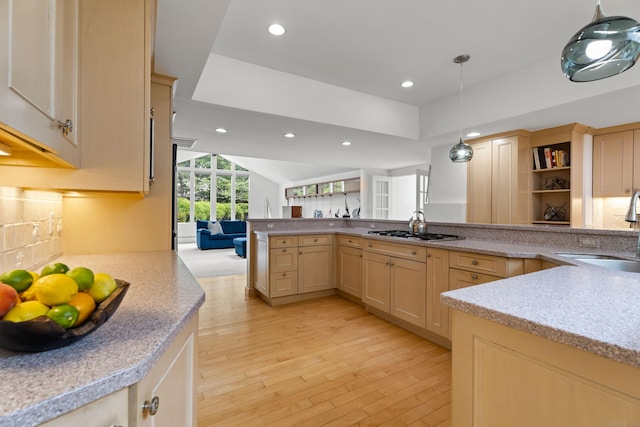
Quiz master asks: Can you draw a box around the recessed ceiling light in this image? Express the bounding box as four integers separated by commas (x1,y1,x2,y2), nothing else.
401,81,414,88
342,141,352,146
284,132,295,138
268,23,285,36
215,128,228,133
466,131,481,138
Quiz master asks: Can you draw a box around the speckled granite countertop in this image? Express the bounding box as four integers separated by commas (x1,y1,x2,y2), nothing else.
0,251,205,427
439,242,640,370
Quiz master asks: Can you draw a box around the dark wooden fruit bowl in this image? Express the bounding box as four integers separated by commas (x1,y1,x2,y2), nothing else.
0,280,129,353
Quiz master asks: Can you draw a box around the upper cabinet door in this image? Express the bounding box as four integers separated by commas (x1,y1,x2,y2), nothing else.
1,0,79,164
593,130,634,197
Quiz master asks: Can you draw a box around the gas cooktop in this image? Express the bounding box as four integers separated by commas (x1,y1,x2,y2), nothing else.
368,230,463,241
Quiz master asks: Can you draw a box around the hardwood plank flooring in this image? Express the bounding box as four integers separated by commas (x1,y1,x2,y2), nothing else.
196,275,451,427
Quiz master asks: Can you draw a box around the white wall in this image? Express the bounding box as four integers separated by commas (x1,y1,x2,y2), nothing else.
249,171,281,219
391,174,416,220
423,144,467,222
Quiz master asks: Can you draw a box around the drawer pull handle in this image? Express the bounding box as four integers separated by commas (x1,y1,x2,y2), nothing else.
348,240,352,243
283,273,287,277
282,249,287,253
142,396,160,416
411,250,417,255
282,240,286,244
471,260,479,266
390,262,394,266
368,244,373,248
314,238,318,242
471,274,478,280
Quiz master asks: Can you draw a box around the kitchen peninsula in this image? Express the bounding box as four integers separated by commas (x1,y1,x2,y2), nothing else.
248,218,640,424
0,251,204,427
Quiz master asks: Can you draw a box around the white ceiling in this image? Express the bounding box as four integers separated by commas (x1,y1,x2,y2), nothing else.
154,0,640,183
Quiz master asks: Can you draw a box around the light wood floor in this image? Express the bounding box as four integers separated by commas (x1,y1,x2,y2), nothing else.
196,275,452,427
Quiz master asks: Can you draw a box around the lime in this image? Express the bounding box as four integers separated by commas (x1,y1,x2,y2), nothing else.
40,263,70,277
46,304,79,329
68,292,96,326
66,267,95,291
87,273,117,303
34,274,78,306
3,300,49,322
0,269,33,292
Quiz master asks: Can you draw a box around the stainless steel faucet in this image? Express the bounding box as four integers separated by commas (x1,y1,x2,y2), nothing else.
625,190,640,257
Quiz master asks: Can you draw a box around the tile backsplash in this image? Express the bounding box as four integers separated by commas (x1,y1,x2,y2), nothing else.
0,187,63,273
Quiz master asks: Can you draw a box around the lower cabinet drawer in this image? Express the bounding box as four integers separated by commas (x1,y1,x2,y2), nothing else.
270,247,298,272
449,251,508,277
270,271,298,297
299,234,333,246
450,268,502,289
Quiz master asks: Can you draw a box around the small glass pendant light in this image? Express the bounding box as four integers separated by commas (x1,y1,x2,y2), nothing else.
561,0,640,82
449,54,474,163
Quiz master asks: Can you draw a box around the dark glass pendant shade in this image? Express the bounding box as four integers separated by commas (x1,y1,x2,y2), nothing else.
449,137,474,163
561,4,640,82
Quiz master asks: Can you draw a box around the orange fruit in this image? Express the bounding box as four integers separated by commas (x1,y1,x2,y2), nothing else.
66,267,95,291
68,292,96,326
87,273,117,303
34,274,78,306
46,304,79,329
3,300,49,322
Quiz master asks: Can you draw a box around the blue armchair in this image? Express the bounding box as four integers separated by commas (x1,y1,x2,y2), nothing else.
196,220,247,250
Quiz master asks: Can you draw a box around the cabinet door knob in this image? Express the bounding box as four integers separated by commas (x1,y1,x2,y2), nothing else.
368,244,372,248
282,249,287,253
314,238,318,242
471,260,479,266
471,274,478,280
142,396,160,416
283,273,287,277
411,250,417,255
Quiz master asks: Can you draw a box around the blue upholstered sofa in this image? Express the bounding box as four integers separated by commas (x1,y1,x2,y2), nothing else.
196,220,247,250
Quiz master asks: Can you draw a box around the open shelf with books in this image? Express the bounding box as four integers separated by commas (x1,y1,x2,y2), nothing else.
530,141,572,225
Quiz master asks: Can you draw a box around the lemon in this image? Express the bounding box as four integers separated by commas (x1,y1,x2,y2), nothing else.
87,273,117,303
68,292,96,326
28,271,40,283
20,279,42,301
34,274,78,306
66,267,95,291
3,300,49,322
0,269,33,292
46,304,80,329
40,263,69,277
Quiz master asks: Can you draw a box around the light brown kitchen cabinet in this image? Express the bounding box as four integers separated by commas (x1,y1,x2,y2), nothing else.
253,233,333,302
335,235,362,299
40,314,197,427
298,244,333,293
429,250,526,340
451,310,640,427
0,0,79,166
467,132,531,225
2,0,153,193
363,239,427,328
426,247,450,338
39,388,128,427
593,127,640,197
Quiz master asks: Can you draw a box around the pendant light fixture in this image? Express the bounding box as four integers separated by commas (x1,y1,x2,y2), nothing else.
449,54,474,163
561,0,640,82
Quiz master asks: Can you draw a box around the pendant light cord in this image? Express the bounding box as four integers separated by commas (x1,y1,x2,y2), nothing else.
459,61,463,140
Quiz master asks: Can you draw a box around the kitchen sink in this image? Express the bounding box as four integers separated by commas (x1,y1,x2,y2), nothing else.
557,253,640,273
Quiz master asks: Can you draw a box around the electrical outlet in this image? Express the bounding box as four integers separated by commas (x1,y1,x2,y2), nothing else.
578,237,600,248
329,222,335,227
32,223,39,242
267,223,274,229
369,223,376,228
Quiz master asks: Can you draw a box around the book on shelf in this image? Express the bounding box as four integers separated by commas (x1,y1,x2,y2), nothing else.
532,146,570,170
